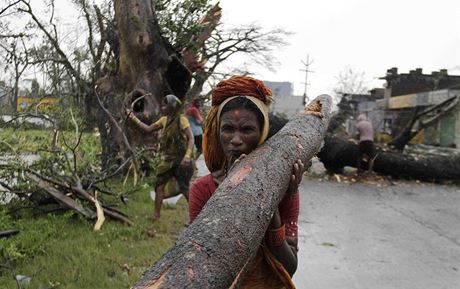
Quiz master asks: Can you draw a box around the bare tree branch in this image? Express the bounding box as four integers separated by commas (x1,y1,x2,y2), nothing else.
94,87,137,165
0,0,20,16
17,0,84,89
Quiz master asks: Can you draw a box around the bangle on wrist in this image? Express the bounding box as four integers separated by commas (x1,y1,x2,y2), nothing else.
185,148,193,158
132,116,141,124
265,224,286,247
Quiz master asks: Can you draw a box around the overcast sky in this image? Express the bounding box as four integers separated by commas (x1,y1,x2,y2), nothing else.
218,0,460,98
47,0,460,98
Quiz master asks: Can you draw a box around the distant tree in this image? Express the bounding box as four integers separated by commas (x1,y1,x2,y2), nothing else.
30,78,40,96
328,66,369,134
0,31,30,109
333,66,369,100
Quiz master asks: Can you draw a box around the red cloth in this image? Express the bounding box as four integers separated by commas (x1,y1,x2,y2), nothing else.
189,174,299,239
185,106,203,122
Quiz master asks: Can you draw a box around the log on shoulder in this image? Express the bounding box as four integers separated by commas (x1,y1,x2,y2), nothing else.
132,95,332,289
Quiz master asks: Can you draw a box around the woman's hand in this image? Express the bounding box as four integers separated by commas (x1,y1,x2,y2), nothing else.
287,159,304,196
180,155,191,166
211,169,226,185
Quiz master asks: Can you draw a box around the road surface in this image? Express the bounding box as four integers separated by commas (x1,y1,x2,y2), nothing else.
293,177,460,289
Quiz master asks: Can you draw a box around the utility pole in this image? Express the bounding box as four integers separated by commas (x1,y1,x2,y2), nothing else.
300,54,314,106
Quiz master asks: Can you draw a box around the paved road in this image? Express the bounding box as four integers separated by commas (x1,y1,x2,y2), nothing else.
293,178,460,289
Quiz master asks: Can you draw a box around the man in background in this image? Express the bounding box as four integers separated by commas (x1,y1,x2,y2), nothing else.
356,114,375,173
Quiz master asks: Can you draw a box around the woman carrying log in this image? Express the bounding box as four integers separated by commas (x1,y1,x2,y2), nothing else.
127,94,194,220
188,76,303,288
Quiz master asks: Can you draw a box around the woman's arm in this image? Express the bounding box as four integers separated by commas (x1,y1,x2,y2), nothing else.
195,112,203,124
266,209,298,276
180,126,195,165
265,159,304,276
189,175,216,223
126,109,162,133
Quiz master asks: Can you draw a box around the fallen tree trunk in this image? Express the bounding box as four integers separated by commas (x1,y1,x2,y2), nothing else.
318,136,460,182
132,95,332,289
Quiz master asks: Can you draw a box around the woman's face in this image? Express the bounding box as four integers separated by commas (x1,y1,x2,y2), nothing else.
219,108,262,164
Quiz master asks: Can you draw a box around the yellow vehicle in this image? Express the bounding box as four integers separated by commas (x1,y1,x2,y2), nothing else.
17,96,59,112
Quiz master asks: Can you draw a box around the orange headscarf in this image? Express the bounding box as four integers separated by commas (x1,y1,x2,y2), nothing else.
203,76,273,172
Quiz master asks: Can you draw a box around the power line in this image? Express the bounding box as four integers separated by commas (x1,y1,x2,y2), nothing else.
300,54,314,105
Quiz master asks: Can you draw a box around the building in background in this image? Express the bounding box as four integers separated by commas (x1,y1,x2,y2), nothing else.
263,80,304,118
377,68,460,148
377,88,460,148
16,96,60,112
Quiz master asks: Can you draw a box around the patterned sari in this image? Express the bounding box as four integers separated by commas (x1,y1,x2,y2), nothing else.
156,114,193,195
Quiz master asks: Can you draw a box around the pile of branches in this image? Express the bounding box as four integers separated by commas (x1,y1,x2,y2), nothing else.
0,114,137,229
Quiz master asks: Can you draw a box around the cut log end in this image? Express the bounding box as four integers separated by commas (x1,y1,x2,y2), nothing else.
303,99,324,118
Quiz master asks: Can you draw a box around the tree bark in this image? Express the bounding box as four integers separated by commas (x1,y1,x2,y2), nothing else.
318,136,460,182
131,95,332,289
114,0,191,117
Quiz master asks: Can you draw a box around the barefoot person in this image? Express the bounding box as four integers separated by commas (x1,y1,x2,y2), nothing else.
127,94,194,219
356,113,375,173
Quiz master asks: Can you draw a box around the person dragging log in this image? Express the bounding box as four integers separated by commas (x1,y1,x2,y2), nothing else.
188,76,303,288
356,113,375,173
126,94,194,220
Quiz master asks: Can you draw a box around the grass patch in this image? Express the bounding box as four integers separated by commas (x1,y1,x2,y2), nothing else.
0,128,54,152
0,128,99,154
0,182,188,289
